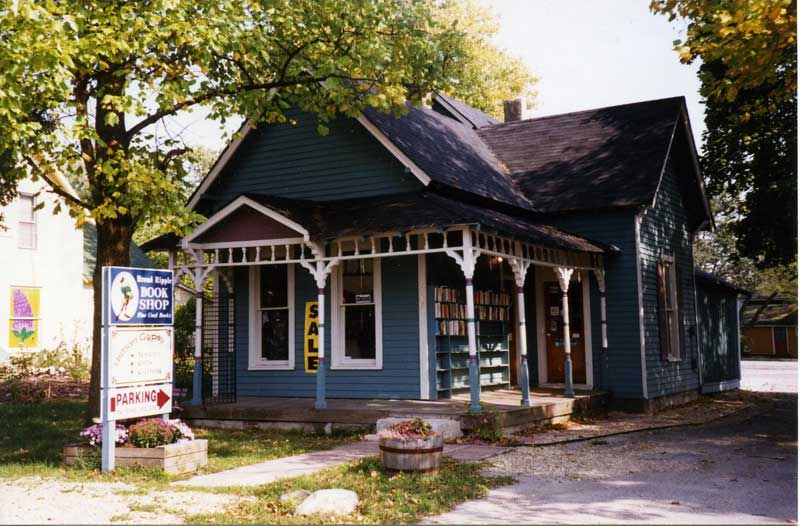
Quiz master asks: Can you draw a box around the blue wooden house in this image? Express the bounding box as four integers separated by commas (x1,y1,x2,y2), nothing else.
147,94,744,417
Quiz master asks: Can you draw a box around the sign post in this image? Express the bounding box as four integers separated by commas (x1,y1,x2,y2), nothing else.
101,267,174,472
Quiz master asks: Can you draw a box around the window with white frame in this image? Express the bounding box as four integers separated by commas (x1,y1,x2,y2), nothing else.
657,255,682,361
17,194,37,249
249,265,295,369
332,258,382,369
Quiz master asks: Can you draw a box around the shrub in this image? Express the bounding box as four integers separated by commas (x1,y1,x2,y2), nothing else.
33,341,91,381
471,404,504,442
128,419,177,448
379,417,437,440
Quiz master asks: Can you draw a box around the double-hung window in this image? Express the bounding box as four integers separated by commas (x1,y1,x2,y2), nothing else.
249,265,295,370
17,194,37,249
657,255,682,361
332,258,382,369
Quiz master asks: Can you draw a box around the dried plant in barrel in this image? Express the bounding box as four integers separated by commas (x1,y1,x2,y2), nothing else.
378,417,443,473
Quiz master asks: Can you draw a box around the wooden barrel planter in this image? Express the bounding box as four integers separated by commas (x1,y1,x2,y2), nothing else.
379,436,443,473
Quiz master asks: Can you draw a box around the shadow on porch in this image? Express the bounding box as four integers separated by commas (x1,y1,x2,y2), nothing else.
179,388,608,433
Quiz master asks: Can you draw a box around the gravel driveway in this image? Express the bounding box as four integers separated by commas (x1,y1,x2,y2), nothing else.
427,394,797,524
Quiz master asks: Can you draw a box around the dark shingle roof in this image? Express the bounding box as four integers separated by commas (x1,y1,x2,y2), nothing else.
742,298,798,327
243,192,610,254
694,268,750,295
477,97,683,213
362,105,534,211
83,224,154,281
432,93,500,129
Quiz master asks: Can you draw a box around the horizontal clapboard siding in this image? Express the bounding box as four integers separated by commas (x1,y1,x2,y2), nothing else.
235,256,421,399
639,155,700,397
545,210,643,399
204,108,422,213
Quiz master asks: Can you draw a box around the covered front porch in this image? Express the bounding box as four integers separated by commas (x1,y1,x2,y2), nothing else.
162,191,616,414
180,388,609,433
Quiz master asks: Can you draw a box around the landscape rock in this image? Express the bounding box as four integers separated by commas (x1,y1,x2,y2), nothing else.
294,489,359,516
280,489,311,503
377,417,463,440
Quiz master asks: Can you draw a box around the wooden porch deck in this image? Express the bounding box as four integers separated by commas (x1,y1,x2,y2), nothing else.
180,388,609,433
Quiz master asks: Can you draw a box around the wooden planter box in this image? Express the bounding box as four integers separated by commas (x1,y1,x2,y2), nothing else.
64,439,208,474
379,436,443,473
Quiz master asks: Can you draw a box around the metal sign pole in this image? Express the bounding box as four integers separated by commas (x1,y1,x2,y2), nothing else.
101,267,116,472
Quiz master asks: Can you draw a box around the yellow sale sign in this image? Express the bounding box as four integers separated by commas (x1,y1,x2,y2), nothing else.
304,301,319,373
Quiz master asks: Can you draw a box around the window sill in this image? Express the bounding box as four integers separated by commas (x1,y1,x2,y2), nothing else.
331,362,382,371
248,362,295,371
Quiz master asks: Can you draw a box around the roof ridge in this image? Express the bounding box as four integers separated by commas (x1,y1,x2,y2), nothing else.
480,96,686,130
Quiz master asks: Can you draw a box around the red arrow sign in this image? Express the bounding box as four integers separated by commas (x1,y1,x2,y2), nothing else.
157,389,170,409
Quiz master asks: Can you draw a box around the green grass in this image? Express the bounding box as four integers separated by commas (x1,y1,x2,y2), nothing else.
187,456,514,524
0,400,356,483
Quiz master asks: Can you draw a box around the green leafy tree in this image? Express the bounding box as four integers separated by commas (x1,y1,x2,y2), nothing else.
434,0,538,118
651,0,797,268
0,0,476,421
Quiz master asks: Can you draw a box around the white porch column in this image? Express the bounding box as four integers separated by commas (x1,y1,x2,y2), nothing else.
462,230,481,414
510,243,532,406
555,267,575,398
190,266,206,406
593,269,608,390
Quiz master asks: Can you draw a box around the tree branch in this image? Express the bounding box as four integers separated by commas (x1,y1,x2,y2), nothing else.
23,156,92,210
125,73,377,139
158,147,188,171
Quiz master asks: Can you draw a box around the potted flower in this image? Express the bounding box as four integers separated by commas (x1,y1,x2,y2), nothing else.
378,417,443,473
64,419,207,474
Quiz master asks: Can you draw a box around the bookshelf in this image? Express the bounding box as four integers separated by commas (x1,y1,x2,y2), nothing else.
433,286,511,397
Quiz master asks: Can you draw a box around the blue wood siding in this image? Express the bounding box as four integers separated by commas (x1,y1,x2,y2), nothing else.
235,256,421,399
545,211,644,399
639,155,701,397
697,283,741,384
204,109,422,213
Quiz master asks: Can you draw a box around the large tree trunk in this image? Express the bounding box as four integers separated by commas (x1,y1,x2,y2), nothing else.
87,216,134,423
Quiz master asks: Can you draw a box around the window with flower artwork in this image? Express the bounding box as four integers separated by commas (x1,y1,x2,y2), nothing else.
9,287,40,348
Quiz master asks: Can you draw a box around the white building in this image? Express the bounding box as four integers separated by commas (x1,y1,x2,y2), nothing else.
0,175,151,360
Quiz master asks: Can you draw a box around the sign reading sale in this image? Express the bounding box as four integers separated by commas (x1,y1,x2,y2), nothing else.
304,301,319,373
107,383,172,420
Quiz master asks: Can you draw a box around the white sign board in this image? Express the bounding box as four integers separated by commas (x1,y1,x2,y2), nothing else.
109,327,173,387
107,383,173,420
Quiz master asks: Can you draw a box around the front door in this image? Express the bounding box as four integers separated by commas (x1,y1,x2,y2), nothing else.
544,281,586,384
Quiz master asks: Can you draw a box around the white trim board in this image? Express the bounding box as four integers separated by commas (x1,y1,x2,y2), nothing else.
534,267,594,390
183,195,310,248
417,254,430,399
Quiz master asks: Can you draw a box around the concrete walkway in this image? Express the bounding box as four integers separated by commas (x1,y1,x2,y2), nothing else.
178,440,508,488
741,359,797,393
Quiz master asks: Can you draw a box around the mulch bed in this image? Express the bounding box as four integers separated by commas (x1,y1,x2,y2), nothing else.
0,377,88,404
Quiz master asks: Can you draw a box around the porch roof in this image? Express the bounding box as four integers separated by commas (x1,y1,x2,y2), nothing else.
199,191,614,255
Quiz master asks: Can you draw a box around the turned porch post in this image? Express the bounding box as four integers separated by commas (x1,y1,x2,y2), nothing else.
510,243,532,406
593,269,608,391
301,242,339,410
555,267,575,398
462,229,481,414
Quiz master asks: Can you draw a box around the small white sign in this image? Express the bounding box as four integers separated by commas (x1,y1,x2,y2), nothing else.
106,383,172,420
109,327,173,387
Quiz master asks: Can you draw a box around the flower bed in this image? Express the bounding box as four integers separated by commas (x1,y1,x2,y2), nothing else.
378,418,443,473
64,418,207,474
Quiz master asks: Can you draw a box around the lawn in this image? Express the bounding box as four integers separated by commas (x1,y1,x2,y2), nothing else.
0,400,357,483
186,456,513,524
0,400,514,523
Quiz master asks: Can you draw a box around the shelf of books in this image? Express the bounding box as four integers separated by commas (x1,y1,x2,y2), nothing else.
433,286,511,398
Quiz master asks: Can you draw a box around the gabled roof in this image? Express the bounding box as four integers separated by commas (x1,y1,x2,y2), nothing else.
187,95,711,228
362,105,533,211
694,268,750,296
742,296,798,327
478,97,692,214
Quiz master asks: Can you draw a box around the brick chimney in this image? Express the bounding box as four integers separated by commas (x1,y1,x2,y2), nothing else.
503,97,525,122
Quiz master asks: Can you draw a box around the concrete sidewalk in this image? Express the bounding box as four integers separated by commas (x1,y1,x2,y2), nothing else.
177,440,508,488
